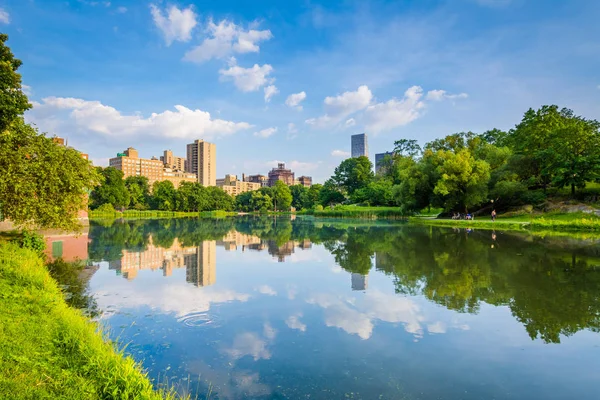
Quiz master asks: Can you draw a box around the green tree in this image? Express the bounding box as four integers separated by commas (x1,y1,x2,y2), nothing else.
90,167,130,210
393,139,421,157
305,184,322,209
272,180,292,211
250,191,272,212
151,180,176,211
205,186,234,211
319,179,345,206
0,34,31,132
0,119,100,230
432,148,491,212
290,184,308,210
124,176,150,210
332,156,374,195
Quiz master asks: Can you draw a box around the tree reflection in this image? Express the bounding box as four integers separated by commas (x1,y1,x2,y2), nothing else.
88,216,600,343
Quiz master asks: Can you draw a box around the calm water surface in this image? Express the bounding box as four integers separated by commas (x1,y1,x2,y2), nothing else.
84,217,600,399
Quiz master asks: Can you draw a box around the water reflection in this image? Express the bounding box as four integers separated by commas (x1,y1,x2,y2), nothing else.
85,217,600,399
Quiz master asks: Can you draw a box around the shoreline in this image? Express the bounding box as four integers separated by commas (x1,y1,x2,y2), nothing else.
0,243,181,400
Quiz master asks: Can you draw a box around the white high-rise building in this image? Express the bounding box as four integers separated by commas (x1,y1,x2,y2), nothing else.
186,139,216,186
351,133,368,158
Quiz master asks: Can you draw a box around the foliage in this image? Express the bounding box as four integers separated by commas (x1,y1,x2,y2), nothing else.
0,119,101,230
331,156,374,195
151,180,176,211
124,176,150,209
90,167,129,210
13,230,46,253
0,34,31,132
319,179,345,206
272,180,293,211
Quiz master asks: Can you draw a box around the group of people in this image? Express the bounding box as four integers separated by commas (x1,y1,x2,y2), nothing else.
452,210,497,222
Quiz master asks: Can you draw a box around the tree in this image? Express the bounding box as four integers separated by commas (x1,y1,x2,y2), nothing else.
124,176,150,209
305,184,322,209
290,184,308,210
0,34,31,132
205,186,234,211
0,119,100,230
250,191,272,212
151,181,176,211
319,179,345,206
90,167,129,210
393,139,421,157
331,156,374,196
272,180,292,211
432,148,491,212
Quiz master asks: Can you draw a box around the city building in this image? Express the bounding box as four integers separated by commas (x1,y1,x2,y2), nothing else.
217,174,261,196
375,151,394,174
243,174,269,187
160,150,186,171
163,168,197,187
268,163,295,186
351,133,369,158
186,139,216,186
296,176,312,187
109,147,165,187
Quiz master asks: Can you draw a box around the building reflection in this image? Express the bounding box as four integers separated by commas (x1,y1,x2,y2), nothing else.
43,228,89,262
185,241,216,287
351,273,368,291
107,232,315,284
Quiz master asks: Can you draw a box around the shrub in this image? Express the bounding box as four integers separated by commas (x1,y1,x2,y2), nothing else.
96,203,116,214
14,230,45,253
315,205,324,212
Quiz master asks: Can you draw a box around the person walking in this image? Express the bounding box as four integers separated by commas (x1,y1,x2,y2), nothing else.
491,209,497,222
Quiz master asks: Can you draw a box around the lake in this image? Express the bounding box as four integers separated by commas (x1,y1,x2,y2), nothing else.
80,216,600,399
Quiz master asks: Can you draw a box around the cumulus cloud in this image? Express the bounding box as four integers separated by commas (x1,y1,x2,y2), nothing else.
345,118,356,127
219,60,274,92
27,96,252,141
0,8,9,24
306,85,372,127
426,89,468,101
264,85,279,102
184,19,272,63
285,91,307,111
331,149,350,157
363,85,426,133
286,314,307,332
253,127,277,138
150,4,197,45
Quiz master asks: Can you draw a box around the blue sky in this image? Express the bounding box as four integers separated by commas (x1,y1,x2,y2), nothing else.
3,0,600,182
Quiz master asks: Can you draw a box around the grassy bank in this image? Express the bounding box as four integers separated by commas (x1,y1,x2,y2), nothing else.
411,211,600,233
0,243,180,400
303,206,407,219
90,209,203,219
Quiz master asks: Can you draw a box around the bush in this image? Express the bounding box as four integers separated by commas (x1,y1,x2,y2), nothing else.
315,205,324,212
14,230,45,253
522,190,547,205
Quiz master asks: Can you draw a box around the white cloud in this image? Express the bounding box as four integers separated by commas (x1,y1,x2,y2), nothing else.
426,89,468,101
286,314,307,332
285,91,307,111
306,85,372,127
150,4,197,46
289,160,321,174
263,322,277,340
219,61,274,92
116,6,127,13
287,123,297,134
253,127,277,138
264,85,279,102
363,85,426,133
427,322,447,334
0,8,9,24
183,19,272,63
345,118,356,127
224,332,271,361
255,285,277,296
27,97,252,140
331,149,350,157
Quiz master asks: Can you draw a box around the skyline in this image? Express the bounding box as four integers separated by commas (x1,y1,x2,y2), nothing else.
2,0,599,183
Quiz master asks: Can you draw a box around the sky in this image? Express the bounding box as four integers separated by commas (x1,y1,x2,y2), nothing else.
3,0,600,183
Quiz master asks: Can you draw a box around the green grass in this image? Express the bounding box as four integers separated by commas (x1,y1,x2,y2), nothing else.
411,211,600,233
89,210,201,219
0,243,183,400
304,205,407,219
198,210,237,218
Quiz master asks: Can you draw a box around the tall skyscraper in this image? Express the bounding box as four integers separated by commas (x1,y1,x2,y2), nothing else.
185,241,216,287
186,139,216,186
375,151,394,174
351,133,368,158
